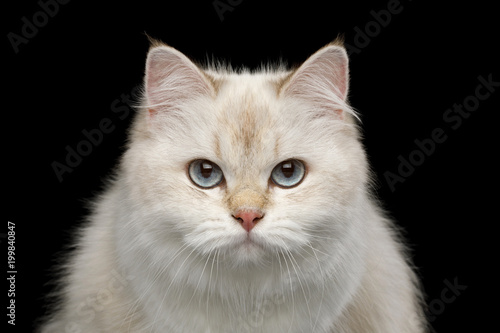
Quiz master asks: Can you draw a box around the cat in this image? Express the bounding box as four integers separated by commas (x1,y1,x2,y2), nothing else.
38,38,428,333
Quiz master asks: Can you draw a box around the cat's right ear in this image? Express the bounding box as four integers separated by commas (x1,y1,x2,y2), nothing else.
144,44,214,117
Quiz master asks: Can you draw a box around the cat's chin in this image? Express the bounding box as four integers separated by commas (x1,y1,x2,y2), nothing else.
229,235,271,267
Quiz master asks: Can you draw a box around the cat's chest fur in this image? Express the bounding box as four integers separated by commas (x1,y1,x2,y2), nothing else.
123,227,365,333
143,283,336,332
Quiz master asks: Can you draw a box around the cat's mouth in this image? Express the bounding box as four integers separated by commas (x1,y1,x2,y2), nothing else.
232,233,267,261
242,234,260,248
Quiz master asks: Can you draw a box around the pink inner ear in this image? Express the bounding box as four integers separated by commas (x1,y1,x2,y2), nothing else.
330,60,348,101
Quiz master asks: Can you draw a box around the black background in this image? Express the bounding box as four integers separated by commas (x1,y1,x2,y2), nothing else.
5,0,498,332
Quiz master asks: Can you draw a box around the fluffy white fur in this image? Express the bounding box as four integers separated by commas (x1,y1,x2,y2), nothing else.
39,41,427,332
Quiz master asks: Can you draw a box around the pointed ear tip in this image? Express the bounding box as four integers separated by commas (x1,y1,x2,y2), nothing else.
322,36,347,52
144,33,168,49
145,38,177,61
146,44,182,66
324,43,348,55
314,44,349,67
147,43,172,54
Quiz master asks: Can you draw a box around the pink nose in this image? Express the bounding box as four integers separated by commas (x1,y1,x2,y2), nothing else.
233,210,264,232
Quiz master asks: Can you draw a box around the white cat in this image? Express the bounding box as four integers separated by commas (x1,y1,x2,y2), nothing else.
39,39,427,332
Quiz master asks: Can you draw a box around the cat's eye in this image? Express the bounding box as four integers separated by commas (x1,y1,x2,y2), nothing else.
188,160,224,189
270,159,306,188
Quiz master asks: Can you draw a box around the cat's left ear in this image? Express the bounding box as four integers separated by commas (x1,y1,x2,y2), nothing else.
280,42,350,118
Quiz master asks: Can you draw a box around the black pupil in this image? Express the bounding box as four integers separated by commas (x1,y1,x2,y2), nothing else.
281,161,294,178
200,162,213,178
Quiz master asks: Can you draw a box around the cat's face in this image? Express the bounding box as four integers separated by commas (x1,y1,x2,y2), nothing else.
123,43,368,270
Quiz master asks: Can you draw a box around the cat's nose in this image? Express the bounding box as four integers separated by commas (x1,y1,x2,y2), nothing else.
232,209,264,232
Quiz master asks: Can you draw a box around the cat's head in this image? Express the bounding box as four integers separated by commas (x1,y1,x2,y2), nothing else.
122,40,369,270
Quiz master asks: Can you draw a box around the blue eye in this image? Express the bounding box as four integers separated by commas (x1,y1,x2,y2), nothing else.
188,160,224,189
270,160,306,188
